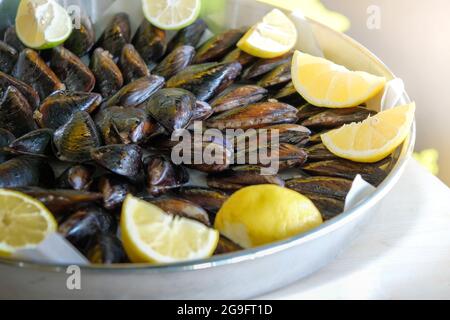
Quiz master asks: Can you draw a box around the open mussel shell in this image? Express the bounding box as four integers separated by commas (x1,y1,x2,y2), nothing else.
53,111,102,162
119,44,150,84
3,26,26,52
97,12,131,60
132,19,166,65
166,62,242,102
257,61,292,89
301,107,377,129
95,106,162,145
0,157,54,188
12,49,65,100
57,164,96,191
145,88,196,133
104,75,165,109
64,13,96,57
274,81,306,106
90,48,124,98
207,165,285,191
206,101,299,130
193,29,244,64
167,19,207,52
14,187,103,215
302,159,389,187
191,100,214,123
97,174,135,211
35,91,102,129
91,144,143,179
176,186,229,215
214,235,243,255
151,198,211,226
145,156,189,196
210,85,268,113
153,45,195,79
6,129,53,157
87,233,128,264
0,71,40,110
0,85,38,137
59,205,117,255
222,48,257,67
286,176,353,201
50,46,96,92
0,40,18,74
242,52,293,80
305,143,338,162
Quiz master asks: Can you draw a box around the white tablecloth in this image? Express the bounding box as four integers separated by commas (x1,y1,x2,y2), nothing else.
259,159,450,300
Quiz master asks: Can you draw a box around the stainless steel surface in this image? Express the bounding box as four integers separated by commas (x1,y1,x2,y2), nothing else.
0,0,415,299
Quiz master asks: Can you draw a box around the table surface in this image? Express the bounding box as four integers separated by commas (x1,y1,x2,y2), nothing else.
259,159,450,300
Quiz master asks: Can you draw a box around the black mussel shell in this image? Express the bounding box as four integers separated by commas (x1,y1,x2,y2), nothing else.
90,48,124,98
59,205,117,255
0,128,15,163
87,233,128,264
6,129,53,157
0,157,54,188
222,48,256,67
193,29,244,64
286,176,353,201
176,186,229,215
0,40,18,74
12,49,65,100
0,71,40,110
53,111,102,163
167,19,207,52
50,46,96,92
257,61,292,89
97,13,131,60
145,156,189,196
91,144,142,179
119,44,150,83
166,62,242,102
274,81,306,105
0,85,37,137
132,19,166,65
151,198,211,226
242,52,293,80
104,75,165,108
35,91,102,129
210,85,268,113
97,174,135,211
145,88,196,133
305,143,338,162
4,26,26,52
301,107,377,129
153,45,195,79
64,14,96,57
57,164,96,191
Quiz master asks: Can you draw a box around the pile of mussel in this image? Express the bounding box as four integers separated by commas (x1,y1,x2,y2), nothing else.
0,13,392,264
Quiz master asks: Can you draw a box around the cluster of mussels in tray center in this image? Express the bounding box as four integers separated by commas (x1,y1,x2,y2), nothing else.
0,13,391,263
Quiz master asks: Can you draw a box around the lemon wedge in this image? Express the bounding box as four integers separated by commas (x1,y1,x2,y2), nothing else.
237,9,297,59
321,103,415,163
121,195,219,264
15,0,73,50
142,0,201,31
291,50,386,108
0,189,57,256
215,185,322,248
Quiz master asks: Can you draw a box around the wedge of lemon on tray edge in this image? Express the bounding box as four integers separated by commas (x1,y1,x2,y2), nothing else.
0,189,57,257
121,195,219,264
15,0,73,50
291,50,386,108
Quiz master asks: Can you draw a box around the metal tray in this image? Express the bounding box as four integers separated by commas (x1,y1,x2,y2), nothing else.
0,0,415,299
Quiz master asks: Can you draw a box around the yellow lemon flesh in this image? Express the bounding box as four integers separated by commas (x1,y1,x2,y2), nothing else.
291,50,386,108
121,195,219,264
16,0,73,50
237,9,297,59
214,185,323,248
321,103,415,163
142,0,201,31
0,189,57,257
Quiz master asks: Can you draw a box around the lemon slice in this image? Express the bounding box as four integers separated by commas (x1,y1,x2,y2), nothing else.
215,185,322,248
0,189,57,256
15,0,73,50
121,195,219,264
321,103,415,163
142,0,201,31
291,50,386,108
237,9,297,59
